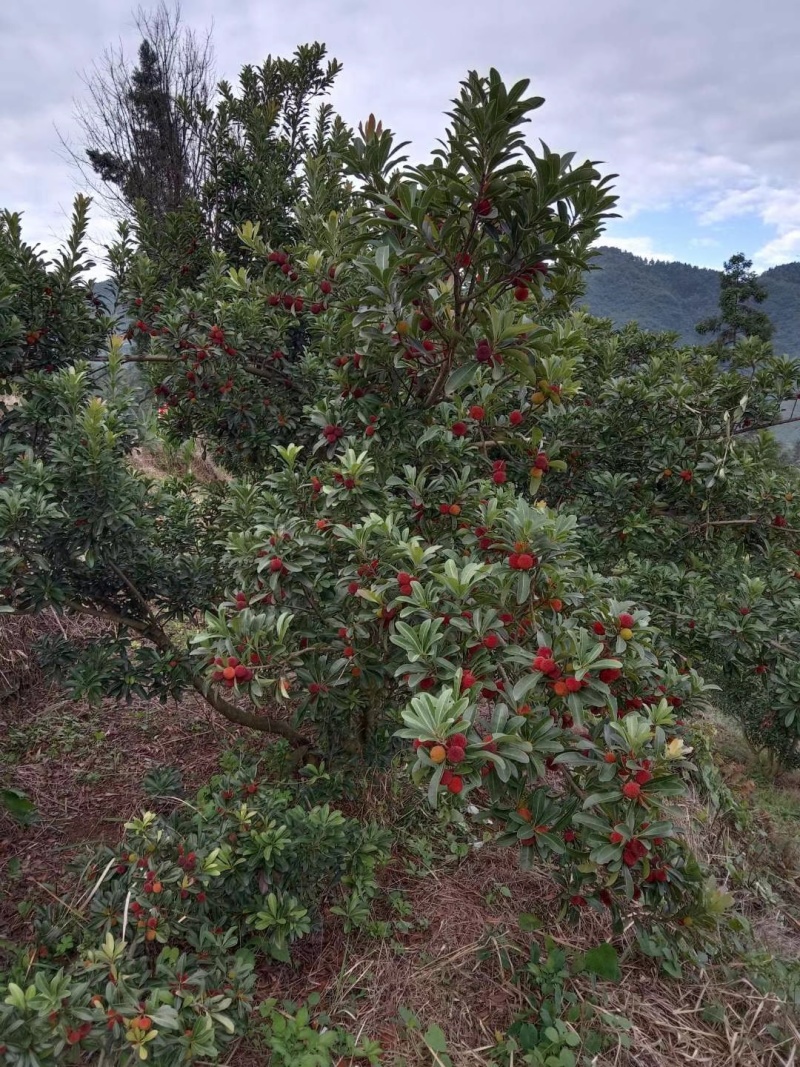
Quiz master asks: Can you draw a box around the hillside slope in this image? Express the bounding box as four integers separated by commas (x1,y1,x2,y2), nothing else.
581,246,800,355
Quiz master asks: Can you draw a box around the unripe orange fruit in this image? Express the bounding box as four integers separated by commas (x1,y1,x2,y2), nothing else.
133,1016,152,1031
429,745,447,764
516,806,532,822
620,627,634,641
530,467,543,479
145,929,157,941
531,391,546,406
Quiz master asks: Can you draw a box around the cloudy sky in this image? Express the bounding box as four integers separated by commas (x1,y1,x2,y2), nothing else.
1,0,799,271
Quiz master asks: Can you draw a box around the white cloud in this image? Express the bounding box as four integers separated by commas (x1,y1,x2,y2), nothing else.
752,228,800,272
600,236,676,262
3,0,800,266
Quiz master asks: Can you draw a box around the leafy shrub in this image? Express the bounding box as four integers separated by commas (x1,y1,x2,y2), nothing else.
0,765,390,1064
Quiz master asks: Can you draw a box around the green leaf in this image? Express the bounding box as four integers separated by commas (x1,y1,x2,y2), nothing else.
518,913,541,931
445,362,479,395
1,789,38,825
581,942,621,981
424,1023,449,1053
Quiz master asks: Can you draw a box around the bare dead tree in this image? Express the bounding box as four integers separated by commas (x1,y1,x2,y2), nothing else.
65,2,214,220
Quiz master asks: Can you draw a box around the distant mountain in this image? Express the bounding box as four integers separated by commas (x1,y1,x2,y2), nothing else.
580,246,800,356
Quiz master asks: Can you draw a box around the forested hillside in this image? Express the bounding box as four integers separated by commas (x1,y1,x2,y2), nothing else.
582,246,800,354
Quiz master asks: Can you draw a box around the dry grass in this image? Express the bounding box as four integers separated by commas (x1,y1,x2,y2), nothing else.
129,442,230,484
247,837,798,1066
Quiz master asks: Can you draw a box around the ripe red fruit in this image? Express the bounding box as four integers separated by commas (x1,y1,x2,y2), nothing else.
446,745,466,764
343,646,355,658
397,571,413,586
618,612,635,628
447,775,464,794
599,668,621,684
483,634,500,650
234,665,250,681
679,469,693,482
609,831,624,844
515,552,535,570
419,316,433,331
603,752,616,764
570,895,587,907
592,621,606,636
461,670,478,689
622,781,642,800
451,421,468,437
634,769,652,785
549,598,563,612
565,677,581,693
469,405,485,420
739,606,751,616
450,733,468,748
320,279,332,294
474,198,492,216
419,677,436,691
514,285,529,301
347,581,360,595
269,557,283,573
509,409,523,426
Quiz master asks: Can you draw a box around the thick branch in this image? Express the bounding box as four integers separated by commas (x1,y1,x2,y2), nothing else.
63,591,310,748
192,677,309,746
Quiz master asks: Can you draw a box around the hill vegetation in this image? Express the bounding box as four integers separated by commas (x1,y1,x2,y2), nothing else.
582,246,800,355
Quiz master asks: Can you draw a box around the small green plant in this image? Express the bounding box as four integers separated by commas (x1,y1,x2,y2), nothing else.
141,764,184,799
258,996,383,1065
485,937,632,1066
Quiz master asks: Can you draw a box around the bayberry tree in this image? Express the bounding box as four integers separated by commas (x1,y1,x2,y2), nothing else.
0,64,745,925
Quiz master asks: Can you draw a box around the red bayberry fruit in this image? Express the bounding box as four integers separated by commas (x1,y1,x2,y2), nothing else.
461,670,477,689
474,198,492,216
622,782,641,800
514,285,529,301
618,612,635,628
269,557,283,573
446,745,466,764
447,775,463,794
469,405,485,420
565,677,581,693
592,621,606,636
451,421,468,437
516,552,535,570
483,634,500,650
509,409,523,425
609,831,624,844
